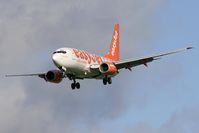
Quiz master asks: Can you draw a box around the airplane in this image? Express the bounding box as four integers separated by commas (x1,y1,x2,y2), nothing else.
6,23,192,90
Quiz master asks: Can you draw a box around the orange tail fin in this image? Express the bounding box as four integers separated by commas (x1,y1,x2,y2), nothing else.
104,23,120,61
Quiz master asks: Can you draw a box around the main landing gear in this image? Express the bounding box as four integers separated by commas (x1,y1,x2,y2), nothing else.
71,79,80,90
103,77,112,85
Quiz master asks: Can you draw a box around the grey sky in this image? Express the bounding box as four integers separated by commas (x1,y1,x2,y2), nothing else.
0,0,198,133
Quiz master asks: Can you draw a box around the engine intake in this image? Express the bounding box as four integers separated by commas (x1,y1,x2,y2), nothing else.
99,63,118,75
45,70,63,83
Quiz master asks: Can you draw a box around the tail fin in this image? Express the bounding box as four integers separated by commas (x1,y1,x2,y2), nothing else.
104,23,120,61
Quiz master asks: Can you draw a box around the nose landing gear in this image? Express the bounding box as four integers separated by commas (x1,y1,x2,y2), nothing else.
71,79,80,90
66,74,81,90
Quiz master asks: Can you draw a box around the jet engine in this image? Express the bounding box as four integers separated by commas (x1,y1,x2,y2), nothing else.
99,63,118,75
45,70,63,83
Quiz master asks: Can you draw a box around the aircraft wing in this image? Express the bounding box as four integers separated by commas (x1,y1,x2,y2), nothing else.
114,47,192,70
5,73,46,78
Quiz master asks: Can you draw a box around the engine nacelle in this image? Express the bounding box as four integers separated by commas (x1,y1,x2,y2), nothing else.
45,70,63,83
99,62,118,75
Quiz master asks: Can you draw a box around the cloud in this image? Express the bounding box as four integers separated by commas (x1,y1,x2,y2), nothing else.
0,0,183,133
126,107,199,133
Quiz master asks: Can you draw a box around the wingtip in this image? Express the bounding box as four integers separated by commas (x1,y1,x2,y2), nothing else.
5,75,12,77
187,46,193,50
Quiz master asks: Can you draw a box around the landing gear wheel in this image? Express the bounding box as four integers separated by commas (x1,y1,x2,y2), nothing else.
76,82,80,89
107,78,112,84
103,79,107,85
71,83,76,90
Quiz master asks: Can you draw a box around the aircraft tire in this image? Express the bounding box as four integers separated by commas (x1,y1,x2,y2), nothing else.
103,79,107,85
108,78,112,84
76,82,80,89
71,83,76,90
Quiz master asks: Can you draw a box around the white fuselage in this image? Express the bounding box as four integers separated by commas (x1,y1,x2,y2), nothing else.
52,47,116,79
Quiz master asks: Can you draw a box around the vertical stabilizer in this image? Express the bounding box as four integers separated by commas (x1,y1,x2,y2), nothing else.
104,23,120,61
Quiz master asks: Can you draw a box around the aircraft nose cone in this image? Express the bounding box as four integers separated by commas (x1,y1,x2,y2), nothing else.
52,54,60,65
52,54,57,62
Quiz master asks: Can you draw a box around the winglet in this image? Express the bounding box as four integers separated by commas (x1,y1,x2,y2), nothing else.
187,47,193,50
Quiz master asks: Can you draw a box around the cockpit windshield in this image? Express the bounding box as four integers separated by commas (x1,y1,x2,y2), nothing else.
53,51,67,54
